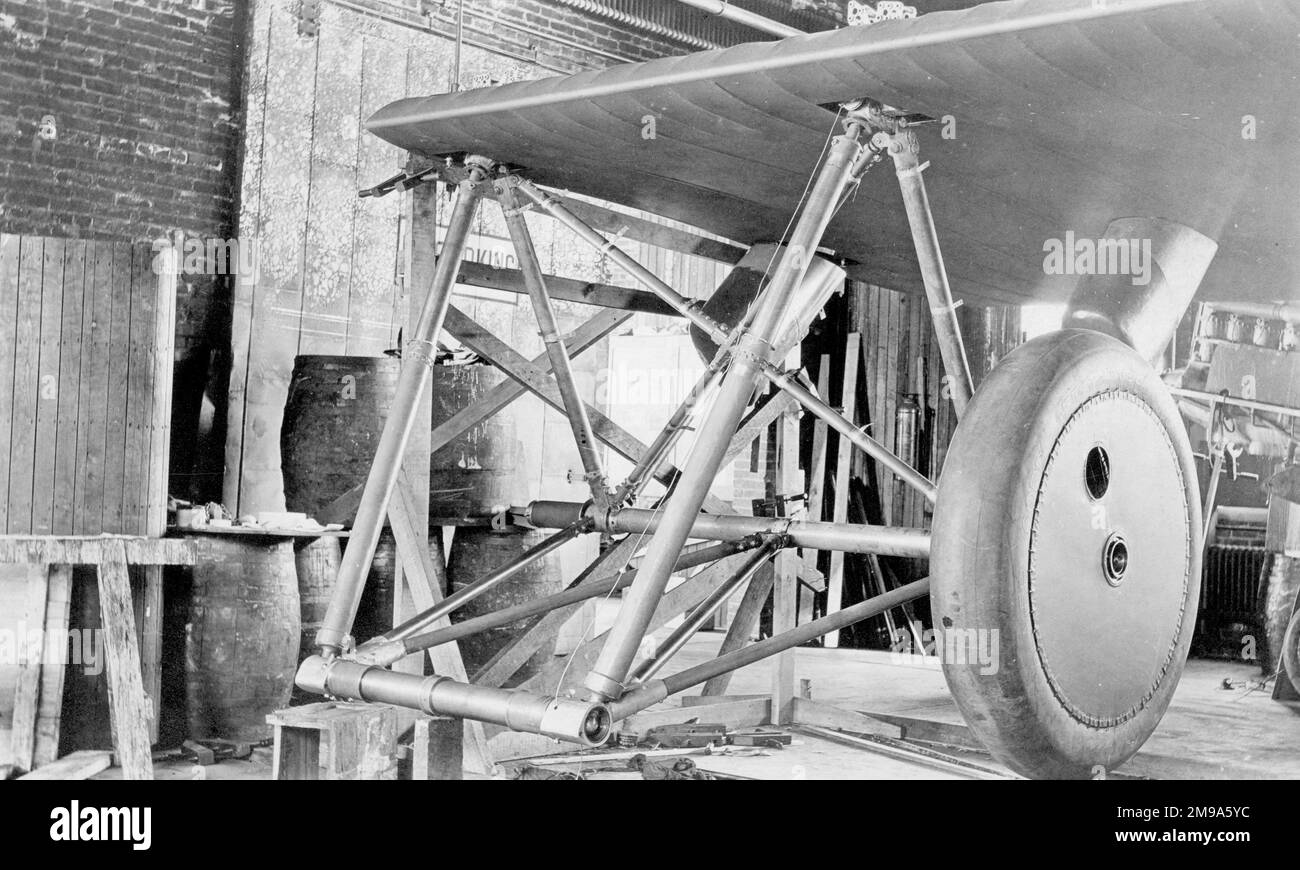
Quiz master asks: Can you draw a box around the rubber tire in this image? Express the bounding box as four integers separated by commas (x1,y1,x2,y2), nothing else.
1283,609,1300,696
931,329,1202,779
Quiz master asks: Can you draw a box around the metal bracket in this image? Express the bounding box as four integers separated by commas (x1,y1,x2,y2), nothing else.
359,166,441,199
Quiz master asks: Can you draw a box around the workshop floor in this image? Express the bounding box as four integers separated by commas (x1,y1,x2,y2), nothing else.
96,635,1299,780
655,635,1300,780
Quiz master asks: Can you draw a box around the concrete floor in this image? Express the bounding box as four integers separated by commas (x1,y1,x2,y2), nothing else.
658,635,1300,780
96,636,1300,780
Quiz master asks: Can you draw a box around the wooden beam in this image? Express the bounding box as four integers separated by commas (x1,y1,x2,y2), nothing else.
722,389,799,468
770,405,801,724
9,563,50,772
455,261,681,316
136,566,163,745
387,476,493,775
96,541,153,780
789,698,899,737
316,306,632,527
0,536,195,565
33,563,72,767
801,356,832,626
825,333,861,648
17,749,113,780
700,563,774,697
433,306,633,455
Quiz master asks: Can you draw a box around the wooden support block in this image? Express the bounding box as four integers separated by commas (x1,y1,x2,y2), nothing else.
409,717,460,780
412,716,464,781
268,702,398,780
16,749,113,781
96,541,153,780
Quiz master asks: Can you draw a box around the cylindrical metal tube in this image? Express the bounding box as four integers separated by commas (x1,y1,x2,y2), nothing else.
316,170,486,653
628,538,779,683
609,577,932,720
1204,300,1300,323
399,538,763,656
296,655,612,746
519,179,729,341
672,0,803,37
498,178,610,509
380,520,588,644
583,123,867,700
525,500,931,558
764,365,937,503
888,132,974,416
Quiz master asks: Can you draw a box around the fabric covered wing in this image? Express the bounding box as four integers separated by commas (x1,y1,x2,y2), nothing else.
368,0,1300,305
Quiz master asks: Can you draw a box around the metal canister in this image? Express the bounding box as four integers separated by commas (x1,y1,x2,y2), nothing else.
895,394,920,469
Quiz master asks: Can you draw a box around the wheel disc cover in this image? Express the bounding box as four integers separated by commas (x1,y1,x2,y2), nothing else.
1028,389,1192,727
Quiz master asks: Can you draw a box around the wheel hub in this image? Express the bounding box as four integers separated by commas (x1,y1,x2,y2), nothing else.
1028,390,1192,728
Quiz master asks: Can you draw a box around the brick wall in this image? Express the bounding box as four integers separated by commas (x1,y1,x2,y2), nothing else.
0,0,245,243
0,0,248,364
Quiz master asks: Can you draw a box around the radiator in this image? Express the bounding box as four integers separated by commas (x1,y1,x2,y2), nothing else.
1192,545,1266,661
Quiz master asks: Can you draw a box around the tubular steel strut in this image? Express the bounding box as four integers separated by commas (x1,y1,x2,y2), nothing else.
315,159,490,655
303,106,963,744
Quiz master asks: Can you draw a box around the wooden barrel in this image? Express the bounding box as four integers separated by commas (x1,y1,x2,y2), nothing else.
447,527,564,686
430,362,528,519
281,356,401,649
294,537,340,666
186,536,300,740
281,355,402,520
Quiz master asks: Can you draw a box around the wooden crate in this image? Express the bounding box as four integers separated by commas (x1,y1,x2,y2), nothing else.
268,702,398,780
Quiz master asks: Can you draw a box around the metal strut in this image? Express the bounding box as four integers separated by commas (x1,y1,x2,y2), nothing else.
496,175,613,513
315,158,491,655
583,114,874,701
515,177,938,506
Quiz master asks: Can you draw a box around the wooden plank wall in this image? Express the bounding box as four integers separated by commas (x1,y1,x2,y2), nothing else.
225,0,728,517
227,1,550,516
847,281,1022,529
0,235,175,537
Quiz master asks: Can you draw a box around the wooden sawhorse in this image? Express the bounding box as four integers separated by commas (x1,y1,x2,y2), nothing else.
1,535,195,780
